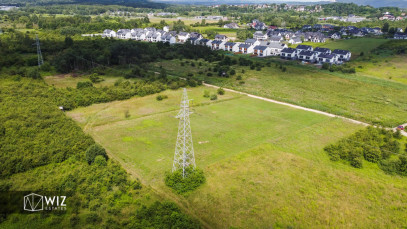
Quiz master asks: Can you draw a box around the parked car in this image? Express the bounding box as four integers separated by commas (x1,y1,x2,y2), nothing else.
397,125,404,130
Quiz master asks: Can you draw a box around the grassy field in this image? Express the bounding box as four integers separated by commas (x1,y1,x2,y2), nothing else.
149,17,218,25
351,55,407,85
193,26,238,39
44,74,129,88
154,59,407,127
68,86,407,228
293,38,388,59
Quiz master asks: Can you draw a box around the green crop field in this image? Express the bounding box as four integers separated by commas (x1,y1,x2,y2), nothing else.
67,86,407,228
154,59,407,127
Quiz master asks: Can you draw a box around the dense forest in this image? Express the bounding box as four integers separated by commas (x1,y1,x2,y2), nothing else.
0,27,225,228
0,77,200,228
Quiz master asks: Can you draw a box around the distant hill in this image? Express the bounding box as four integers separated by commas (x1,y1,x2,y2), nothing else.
1,0,165,9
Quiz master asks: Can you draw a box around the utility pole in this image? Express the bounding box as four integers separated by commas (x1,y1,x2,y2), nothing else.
35,35,44,67
172,88,196,178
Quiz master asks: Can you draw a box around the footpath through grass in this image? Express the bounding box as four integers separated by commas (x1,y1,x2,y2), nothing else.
68,86,407,228
155,59,407,127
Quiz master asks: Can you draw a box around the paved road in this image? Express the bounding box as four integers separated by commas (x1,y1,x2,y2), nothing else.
203,82,407,137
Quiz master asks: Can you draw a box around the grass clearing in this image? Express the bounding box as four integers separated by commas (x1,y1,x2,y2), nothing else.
68,86,407,228
155,59,407,127
44,74,127,88
351,55,407,84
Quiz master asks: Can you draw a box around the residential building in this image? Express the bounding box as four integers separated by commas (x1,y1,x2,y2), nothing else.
332,49,351,61
280,48,297,60
298,50,317,63
253,45,272,57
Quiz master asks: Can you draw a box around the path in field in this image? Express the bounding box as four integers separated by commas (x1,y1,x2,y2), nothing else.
203,82,407,137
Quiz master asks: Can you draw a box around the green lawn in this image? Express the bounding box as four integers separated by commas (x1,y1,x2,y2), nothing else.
67,86,407,228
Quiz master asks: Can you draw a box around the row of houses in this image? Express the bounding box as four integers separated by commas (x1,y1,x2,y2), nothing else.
280,45,351,65
190,37,289,57
103,27,204,44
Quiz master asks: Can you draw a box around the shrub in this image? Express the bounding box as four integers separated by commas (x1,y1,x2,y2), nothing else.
156,95,168,101
26,68,41,79
210,94,217,100
89,74,105,83
85,144,108,165
76,81,93,89
94,155,107,166
230,69,236,75
256,66,261,71
165,167,206,194
322,63,330,70
124,110,130,118
203,90,210,98
206,72,213,77
236,75,242,80
324,127,404,174
40,62,52,72
239,81,245,85
217,88,225,95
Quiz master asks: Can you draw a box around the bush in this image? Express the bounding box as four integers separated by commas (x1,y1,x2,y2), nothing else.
322,63,330,70
89,74,105,83
165,167,205,194
210,94,217,100
203,90,210,98
324,127,404,174
217,88,225,95
156,95,168,101
94,155,107,166
230,69,236,75
124,110,130,118
76,81,93,89
236,75,242,80
206,72,213,77
85,144,108,165
40,62,52,72
26,68,41,79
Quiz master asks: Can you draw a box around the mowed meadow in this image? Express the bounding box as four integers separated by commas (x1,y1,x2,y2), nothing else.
68,87,407,228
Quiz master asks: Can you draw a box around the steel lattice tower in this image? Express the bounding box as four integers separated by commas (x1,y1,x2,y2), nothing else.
35,35,44,67
172,88,196,178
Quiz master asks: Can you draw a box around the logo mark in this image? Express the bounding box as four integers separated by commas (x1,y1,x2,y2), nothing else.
24,193,43,212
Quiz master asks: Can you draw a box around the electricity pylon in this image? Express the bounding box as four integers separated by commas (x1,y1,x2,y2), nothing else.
172,88,196,178
35,35,44,67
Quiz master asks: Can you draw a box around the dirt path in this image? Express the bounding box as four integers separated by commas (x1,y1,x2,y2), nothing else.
203,83,407,137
